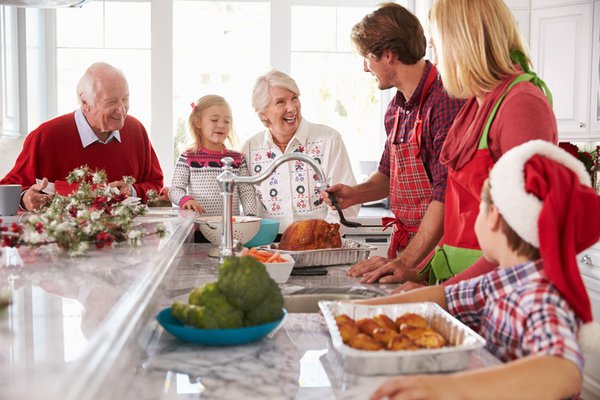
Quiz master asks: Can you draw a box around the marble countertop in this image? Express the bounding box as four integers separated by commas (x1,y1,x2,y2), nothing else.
93,244,499,400
0,213,500,400
0,209,196,400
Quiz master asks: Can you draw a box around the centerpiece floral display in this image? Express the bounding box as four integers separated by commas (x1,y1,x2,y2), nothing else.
0,166,167,256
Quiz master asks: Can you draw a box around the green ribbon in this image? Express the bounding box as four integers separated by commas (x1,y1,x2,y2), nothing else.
510,49,553,106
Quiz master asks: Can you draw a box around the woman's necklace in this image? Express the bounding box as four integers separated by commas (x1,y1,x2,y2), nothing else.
272,135,291,152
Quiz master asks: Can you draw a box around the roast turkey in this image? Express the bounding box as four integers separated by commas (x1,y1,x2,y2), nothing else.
278,219,342,251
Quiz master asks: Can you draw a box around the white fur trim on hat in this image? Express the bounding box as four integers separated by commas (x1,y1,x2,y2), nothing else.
489,140,591,248
579,322,600,353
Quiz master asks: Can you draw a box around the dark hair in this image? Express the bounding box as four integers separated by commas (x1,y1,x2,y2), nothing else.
350,2,426,64
481,179,540,260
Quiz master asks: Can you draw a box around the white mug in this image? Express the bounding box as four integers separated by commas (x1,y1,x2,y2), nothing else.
0,184,22,216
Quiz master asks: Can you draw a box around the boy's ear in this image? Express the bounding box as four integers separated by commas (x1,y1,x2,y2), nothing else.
487,204,502,232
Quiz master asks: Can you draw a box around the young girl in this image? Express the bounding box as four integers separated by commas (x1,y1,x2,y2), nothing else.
357,141,600,400
169,95,257,216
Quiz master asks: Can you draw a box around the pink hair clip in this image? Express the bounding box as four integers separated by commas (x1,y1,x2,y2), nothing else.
190,102,196,110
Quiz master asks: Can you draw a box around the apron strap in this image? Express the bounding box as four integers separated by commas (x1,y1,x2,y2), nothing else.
390,64,439,157
383,217,419,259
413,65,439,158
478,73,535,150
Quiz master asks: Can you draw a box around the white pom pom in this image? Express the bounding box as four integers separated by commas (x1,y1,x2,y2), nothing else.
579,322,600,353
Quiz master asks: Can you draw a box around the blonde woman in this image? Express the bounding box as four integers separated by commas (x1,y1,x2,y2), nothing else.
417,0,558,285
169,94,257,216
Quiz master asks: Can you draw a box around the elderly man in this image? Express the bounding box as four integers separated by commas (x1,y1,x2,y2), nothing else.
1,62,163,211
325,3,464,284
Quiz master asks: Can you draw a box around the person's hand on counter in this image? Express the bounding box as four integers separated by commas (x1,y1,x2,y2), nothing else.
370,374,463,400
347,256,421,284
392,281,424,294
22,178,53,211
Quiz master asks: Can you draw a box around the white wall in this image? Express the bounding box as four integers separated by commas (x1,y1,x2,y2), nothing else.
0,138,24,178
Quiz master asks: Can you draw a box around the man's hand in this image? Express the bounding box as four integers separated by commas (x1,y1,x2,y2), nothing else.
22,178,53,211
348,256,421,284
322,183,357,209
108,180,133,196
181,198,205,213
347,256,391,277
158,187,170,201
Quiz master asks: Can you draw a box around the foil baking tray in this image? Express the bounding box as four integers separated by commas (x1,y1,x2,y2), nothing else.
272,239,375,268
319,301,486,375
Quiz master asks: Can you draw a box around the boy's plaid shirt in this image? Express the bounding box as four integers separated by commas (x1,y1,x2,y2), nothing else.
445,259,584,372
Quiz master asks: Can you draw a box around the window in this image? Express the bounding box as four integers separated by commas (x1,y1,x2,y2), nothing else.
55,1,151,129
0,6,21,137
172,1,269,159
4,0,422,184
291,5,386,180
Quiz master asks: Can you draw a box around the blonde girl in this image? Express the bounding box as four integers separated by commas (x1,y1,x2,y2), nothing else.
169,95,257,216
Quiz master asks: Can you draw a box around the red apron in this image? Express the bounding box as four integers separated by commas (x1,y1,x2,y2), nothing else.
423,73,539,283
386,66,438,258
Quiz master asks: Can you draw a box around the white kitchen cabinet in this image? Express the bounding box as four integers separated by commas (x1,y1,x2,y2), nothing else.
590,0,600,135
579,241,600,399
505,0,531,43
530,2,595,140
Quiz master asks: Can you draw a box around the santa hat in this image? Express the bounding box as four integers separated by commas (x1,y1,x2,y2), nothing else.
489,140,600,352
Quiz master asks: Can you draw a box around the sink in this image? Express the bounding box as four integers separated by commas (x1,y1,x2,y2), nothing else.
282,287,385,313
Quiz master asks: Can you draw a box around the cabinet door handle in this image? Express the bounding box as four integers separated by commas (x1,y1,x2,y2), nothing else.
579,122,584,128
581,254,592,265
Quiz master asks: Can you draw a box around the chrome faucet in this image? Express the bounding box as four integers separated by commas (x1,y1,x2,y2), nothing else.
217,153,329,260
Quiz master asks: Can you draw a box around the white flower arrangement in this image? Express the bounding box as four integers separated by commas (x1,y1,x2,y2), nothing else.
0,165,167,256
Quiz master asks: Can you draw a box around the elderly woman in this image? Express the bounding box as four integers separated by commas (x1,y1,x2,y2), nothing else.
241,69,359,232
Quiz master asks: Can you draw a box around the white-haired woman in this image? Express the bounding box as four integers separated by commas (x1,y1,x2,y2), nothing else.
241,69,359,233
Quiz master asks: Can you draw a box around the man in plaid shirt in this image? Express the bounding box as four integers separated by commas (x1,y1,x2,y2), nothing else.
357,141,600,399
325,3,464,284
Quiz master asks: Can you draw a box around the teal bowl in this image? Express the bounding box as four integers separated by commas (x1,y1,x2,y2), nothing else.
245,218,280,247
157,307,287,346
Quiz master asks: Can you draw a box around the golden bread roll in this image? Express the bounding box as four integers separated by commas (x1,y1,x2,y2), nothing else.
356,318,381,336
348,333,385,351
395,313,428,330
373,314,398,332
372,327,399,345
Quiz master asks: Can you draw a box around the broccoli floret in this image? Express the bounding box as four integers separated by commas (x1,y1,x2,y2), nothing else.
217,256,274,311
172,282,244,329
186,282,244,328
186,304,221,329
171,301,190,324
244,280,284,326
188,282,223,307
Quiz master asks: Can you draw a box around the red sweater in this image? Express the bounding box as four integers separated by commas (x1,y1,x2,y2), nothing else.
1,112,164,200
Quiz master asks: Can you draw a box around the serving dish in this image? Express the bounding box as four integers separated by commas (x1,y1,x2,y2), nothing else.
244,218,280,247
271,239,375,267
263,253,295,283
195,215,261,246
157,307,286,346
318,301,486,375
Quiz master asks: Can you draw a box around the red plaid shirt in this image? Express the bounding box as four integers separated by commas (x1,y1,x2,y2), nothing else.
445,259,584,372
378,61,465,203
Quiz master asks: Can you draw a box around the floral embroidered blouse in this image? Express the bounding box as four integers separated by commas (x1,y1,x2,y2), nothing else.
241,118,358,232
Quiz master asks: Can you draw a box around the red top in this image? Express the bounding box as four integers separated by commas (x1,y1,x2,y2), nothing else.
441,78,558,170
1,112,164,200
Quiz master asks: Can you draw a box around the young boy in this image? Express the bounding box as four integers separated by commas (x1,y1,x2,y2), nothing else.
356,140,600,400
